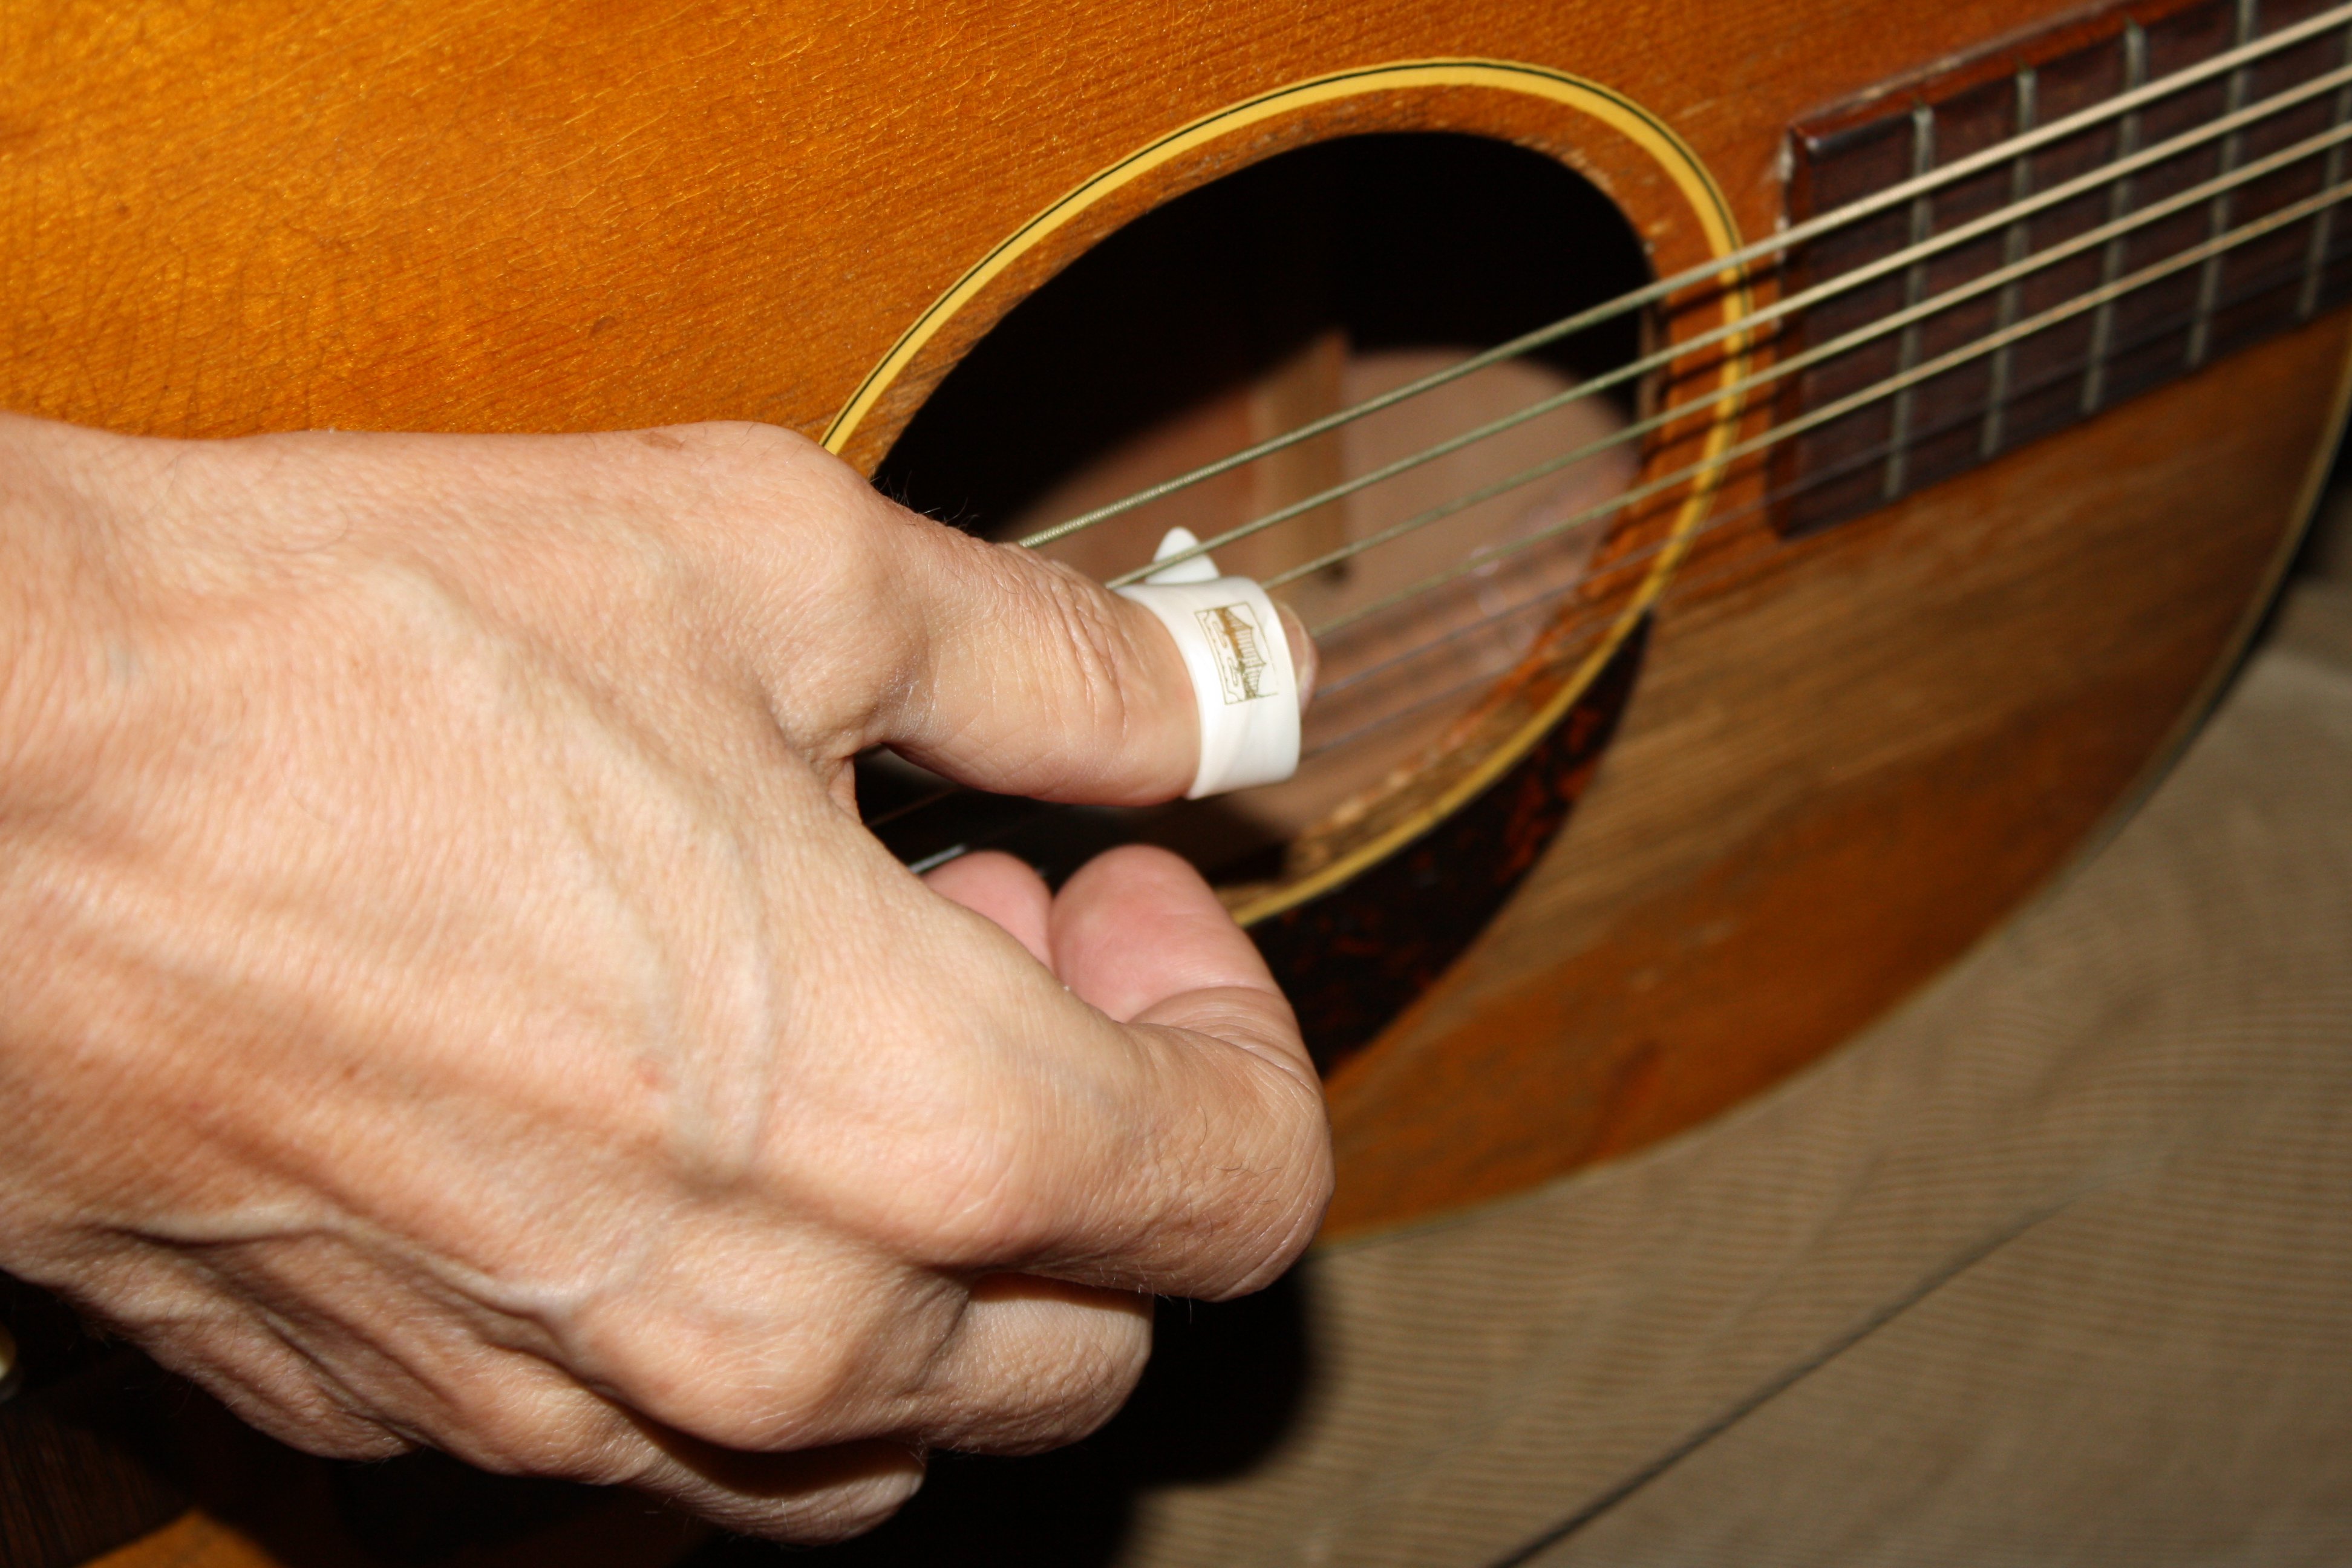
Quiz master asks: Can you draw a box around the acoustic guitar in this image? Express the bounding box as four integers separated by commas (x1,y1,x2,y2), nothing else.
5,0,2349,1560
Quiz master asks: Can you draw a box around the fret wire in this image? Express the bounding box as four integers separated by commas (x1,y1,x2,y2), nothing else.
1106,55,2352,586
2085,19,2152,412
1310,176,2352,639
1014,0,2352,555
895,254,2249,863
1884,105,1941,501
2190,0,2264,368
1982,67,2040,459
1124,101,2352,591
2298,19,2352,316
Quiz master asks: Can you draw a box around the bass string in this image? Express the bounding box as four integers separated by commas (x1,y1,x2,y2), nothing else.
1109,58,2352,590
1013,0,2352,558
870,137,2352,849
1313,191,2352,739
1307,174,2352,640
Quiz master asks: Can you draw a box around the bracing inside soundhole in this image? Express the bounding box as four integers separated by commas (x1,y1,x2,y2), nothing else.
865,134,1653,910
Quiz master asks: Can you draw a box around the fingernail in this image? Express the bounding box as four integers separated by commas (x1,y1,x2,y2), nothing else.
1277,603,1319,716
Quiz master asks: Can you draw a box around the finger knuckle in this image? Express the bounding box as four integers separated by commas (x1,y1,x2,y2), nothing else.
1169,1054,1333,1300
956,1316,1151,1457
656,419,823,473
441,1386,637,1483
132,1310,417,1462
1022,560,1139,724
290,1408,415,1462
599,1307,892,1453
654,421,889,609
223,1374,413,1462
1215,1138,1333,1299
901,1131,1056,1265
792,1469,929,1544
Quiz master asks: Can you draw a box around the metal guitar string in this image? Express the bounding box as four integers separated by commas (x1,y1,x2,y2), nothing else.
1300,293,2273,760
1110,60,2352,590
877,181,2350,857
1020,0,2352,555
1306,398,2099,726
1311,175,2352,639
874,19,2352,854
906,249,2314,867
1256,116,2352,598
1011,0,2352,563
1150,235,2350,773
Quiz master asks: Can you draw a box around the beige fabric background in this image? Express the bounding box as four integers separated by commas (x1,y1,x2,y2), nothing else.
796,523,2352,1567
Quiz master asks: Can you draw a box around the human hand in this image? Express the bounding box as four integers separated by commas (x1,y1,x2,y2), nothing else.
0,414,1330,1540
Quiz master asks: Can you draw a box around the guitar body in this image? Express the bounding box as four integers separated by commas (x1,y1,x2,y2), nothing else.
3,0,2344,1561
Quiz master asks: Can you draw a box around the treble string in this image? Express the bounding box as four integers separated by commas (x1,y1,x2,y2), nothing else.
1109,57,2352,589
872,11,2352,862
1014,0,2352,560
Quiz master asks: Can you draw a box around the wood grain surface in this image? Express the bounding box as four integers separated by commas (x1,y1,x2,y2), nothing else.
0,0,2167,444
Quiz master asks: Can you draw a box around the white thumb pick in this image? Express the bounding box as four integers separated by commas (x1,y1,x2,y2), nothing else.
1116,528,1301,798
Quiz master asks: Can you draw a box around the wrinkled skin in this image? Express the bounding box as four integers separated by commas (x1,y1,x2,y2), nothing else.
0,414,1331,1541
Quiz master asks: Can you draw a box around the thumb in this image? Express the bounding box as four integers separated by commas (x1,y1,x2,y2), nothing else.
854,498,1314,806
693,427,1310,805
874,517,1201,802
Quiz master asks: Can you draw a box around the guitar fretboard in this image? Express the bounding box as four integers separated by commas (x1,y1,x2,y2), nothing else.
1779,0,2352,535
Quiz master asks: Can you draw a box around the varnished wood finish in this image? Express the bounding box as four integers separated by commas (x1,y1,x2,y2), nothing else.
1255,621,1651,1071
90,1514,278,1568
1773,0,2348,538
0,0,2215,446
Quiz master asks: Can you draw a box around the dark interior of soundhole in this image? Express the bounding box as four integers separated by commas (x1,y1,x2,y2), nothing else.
864,132,1650,888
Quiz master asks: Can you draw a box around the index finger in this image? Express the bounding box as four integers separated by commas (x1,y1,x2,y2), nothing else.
1034,846,1329,1299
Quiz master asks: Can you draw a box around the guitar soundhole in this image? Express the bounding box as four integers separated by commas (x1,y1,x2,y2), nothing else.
867,132,1654,1067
